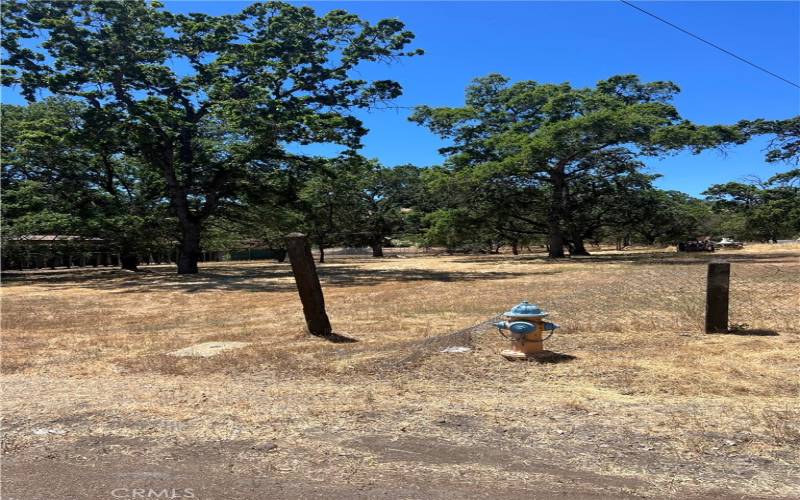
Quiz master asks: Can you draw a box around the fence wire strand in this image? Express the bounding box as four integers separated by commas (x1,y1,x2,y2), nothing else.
370,256,799,371
541,261,798,335
730,263,800,333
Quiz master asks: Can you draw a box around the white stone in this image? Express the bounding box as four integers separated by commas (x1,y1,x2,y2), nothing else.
32,428,66,436
440,346,472,354
168,341,251,358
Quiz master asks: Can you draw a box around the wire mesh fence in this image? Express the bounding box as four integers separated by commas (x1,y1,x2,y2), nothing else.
402,257,800,350
318,246,437,257
542,263,708,334
382,256,798,371
730,262,800,334
542,259,799,335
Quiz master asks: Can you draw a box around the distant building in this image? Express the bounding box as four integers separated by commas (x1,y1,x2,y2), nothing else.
2,234,111,270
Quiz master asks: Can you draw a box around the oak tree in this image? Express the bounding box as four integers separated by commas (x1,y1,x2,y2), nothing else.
3,1,421,273
411,74,743,257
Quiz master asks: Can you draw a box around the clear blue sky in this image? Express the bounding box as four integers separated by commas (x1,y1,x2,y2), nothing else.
3,1,798,196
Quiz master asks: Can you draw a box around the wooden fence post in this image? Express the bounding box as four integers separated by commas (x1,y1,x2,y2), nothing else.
705,261,730,333
286,232,332,337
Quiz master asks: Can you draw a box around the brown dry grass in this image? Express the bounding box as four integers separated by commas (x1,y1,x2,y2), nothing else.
2,245,799,498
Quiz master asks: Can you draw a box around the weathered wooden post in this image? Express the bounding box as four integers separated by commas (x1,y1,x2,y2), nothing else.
705,261,730,333
286,232,332,337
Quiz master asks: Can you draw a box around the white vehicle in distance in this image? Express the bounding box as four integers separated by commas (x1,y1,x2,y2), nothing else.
714,237,744,249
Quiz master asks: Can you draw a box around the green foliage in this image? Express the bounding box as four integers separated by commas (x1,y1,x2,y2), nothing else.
703,180,800,241
420,209,485,252
297,156,366,254
620,189,714,244
417,165,543,253
292,157,424,257
411,74,741,255
2,1,421,272
4,5,788,262
1,98,174,268
345,162,425,253
739,117,800,165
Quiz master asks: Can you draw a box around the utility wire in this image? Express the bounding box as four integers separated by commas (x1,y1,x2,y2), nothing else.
620,0,800,89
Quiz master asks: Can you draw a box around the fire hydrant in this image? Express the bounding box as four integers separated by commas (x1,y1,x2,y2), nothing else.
495,300,559,360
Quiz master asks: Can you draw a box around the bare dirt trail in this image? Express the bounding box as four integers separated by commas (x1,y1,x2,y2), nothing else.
3,439,643,500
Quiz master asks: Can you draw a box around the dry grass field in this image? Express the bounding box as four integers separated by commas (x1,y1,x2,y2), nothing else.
2,244,799,499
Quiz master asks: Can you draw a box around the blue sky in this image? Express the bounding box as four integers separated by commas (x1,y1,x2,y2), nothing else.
3,1,798,196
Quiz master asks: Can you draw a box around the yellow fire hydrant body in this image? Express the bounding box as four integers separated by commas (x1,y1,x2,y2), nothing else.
495,301,559,360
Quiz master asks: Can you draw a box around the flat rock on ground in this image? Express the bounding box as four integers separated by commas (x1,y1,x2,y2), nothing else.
168,341,251,358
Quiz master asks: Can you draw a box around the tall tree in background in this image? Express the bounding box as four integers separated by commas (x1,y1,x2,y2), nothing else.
411,74,744,257
3,1,421,273
2,98,171,271
297,157,363,263
559,164,655,255
702,117,800,242
347,162,424,257
297,158,424,260
619,188,714,246
2,99,93,250
704,180,800,242
419,165,544,254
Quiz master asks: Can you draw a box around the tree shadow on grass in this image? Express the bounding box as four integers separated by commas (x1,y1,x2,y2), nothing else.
451,251,800,267
1,262,528,294
529,351,577,364
716,328,780,337
502,350,577,364
317,332,359,343
626,252,800,267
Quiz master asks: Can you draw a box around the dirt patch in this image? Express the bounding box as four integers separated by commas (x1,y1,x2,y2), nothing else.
346,434,647,491
3,436,634,500
4,435,789,500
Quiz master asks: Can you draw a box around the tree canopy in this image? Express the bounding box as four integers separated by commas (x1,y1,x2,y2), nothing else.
411,74,746,256
1,97,172,270
2,0,422,273
2,2,796,272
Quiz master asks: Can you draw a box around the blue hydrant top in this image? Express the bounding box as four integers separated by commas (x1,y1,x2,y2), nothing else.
504,300,549,318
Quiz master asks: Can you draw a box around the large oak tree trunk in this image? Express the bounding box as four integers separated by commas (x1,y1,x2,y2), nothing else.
547,166,567,258
159,149,206,275
548,223,565,258
569,238,590,256
119,240,140,271
177,221,201,274
371,240,384,257
120,253,139,271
